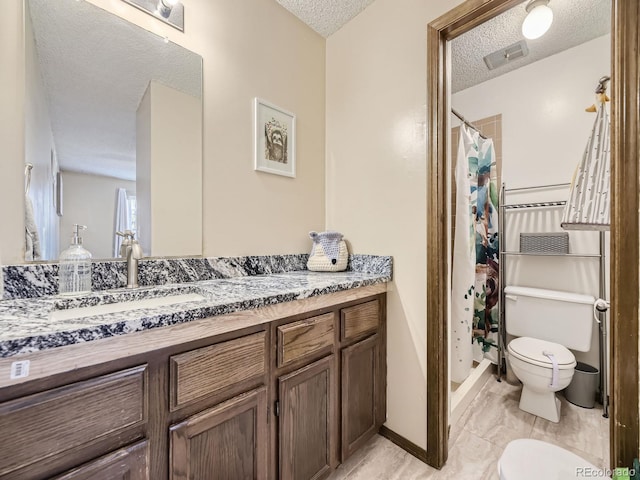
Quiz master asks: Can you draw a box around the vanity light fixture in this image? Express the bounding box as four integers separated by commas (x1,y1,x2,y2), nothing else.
157,0,178,19
522,0,553,40
121,0,184,32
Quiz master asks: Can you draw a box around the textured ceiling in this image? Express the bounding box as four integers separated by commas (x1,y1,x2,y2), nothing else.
276,0,376,37
27,0,202,181
28,0,611,180
451,0,611,92
276,0,610,91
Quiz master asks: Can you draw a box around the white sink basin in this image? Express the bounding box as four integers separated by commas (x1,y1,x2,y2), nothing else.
49,293,206,322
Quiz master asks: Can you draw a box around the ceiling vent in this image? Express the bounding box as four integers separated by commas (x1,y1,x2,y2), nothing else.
483,40,529,71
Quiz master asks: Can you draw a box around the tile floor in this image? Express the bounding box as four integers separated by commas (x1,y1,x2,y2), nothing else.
329,376,610,479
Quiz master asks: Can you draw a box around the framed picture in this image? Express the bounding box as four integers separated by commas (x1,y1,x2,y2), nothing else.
254,98,296,177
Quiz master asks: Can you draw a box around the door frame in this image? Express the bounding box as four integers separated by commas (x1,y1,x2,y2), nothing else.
426,0,640,469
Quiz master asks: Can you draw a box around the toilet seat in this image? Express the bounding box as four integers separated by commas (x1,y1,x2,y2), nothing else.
498,439,608,479
508,337,575,369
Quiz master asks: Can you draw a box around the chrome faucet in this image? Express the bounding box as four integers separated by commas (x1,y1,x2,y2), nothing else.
116,230,144,289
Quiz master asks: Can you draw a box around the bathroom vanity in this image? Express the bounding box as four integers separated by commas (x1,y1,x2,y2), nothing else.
0,255,391,480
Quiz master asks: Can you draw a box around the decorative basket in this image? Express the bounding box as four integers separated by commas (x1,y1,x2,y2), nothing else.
519,232,569,255
307,231,348,272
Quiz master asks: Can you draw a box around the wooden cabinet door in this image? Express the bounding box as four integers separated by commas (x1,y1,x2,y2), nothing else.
341,334,381,460
279,355,337,480
52,441,149,480
170,387,268,480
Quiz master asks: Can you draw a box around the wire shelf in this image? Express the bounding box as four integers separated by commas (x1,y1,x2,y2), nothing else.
500,251,601,258
502,200,567,210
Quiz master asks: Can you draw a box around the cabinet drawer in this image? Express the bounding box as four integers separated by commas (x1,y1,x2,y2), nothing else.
170,332,266,411
53,440,149,480
341,300,379,341
277,313,335,367
0,365,147,477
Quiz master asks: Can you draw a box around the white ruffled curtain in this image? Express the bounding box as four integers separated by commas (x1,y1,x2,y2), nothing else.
451,125,476,384
113,188,130,257
451,124,500,384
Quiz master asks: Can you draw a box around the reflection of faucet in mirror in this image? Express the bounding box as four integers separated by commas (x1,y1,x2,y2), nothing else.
116,230,144,289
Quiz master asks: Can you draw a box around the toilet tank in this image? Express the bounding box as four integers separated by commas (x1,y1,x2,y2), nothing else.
504,286,595,352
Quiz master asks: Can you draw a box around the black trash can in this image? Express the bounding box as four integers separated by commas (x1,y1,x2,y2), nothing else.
564,362,599,408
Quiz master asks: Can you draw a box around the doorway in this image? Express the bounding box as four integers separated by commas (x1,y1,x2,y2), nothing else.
426,0,640,470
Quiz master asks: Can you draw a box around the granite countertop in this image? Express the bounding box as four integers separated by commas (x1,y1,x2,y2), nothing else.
0,270,390,359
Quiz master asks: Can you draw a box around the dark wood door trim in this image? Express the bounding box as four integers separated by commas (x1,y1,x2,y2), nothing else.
610,0,640,468
425,0,524,467
426,0,639,469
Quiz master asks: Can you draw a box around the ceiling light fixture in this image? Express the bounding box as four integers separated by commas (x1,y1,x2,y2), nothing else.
522,0,553,40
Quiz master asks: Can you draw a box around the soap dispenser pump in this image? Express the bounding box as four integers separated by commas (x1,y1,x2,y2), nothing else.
59,224,92,295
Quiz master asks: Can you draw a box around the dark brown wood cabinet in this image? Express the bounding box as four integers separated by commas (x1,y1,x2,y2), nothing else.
341,334,381,460
0,365,147,479
1,292,386,480
278,356,337,480
52,441,149,480
169,388,268,480
169,332,266,411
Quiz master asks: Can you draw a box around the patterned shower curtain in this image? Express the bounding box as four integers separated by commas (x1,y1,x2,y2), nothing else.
451,124,500,384
561,102,610,230
470,129,500,364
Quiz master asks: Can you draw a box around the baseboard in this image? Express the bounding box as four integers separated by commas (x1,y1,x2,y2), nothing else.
378,425,428,463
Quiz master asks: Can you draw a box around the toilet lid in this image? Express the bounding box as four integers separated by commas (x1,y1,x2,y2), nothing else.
498,439,608,479
508,337,575,368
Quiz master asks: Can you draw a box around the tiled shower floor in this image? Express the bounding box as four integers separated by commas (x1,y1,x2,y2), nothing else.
328,377,610,479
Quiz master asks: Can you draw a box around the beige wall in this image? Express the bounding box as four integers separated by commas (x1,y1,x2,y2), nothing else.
326,0,464,449
0,1,26,265
136,81,202,257
0,0,326,263
85,0,326,257
60,171,136,260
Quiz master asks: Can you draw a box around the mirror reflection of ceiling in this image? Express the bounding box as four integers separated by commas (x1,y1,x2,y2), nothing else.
451,0,611,93
27,0,203,181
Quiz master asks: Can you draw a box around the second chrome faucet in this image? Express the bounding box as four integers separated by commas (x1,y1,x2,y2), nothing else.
116,230,144,289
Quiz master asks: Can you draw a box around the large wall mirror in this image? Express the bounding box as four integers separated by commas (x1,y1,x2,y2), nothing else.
24,0,203,262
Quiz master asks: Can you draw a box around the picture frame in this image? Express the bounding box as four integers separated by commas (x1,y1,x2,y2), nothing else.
254,98,296,178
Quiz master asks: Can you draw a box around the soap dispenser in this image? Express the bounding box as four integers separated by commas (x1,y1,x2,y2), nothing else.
59,224,92,295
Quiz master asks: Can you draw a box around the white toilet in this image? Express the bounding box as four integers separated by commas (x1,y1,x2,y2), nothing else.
504,286,595,423
498,439,609,479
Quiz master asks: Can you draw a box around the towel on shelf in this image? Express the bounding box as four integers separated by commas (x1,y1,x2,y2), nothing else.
25,193,41,261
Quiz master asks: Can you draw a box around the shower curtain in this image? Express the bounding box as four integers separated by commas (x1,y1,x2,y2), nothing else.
451,124,500,384
561,101,610,230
